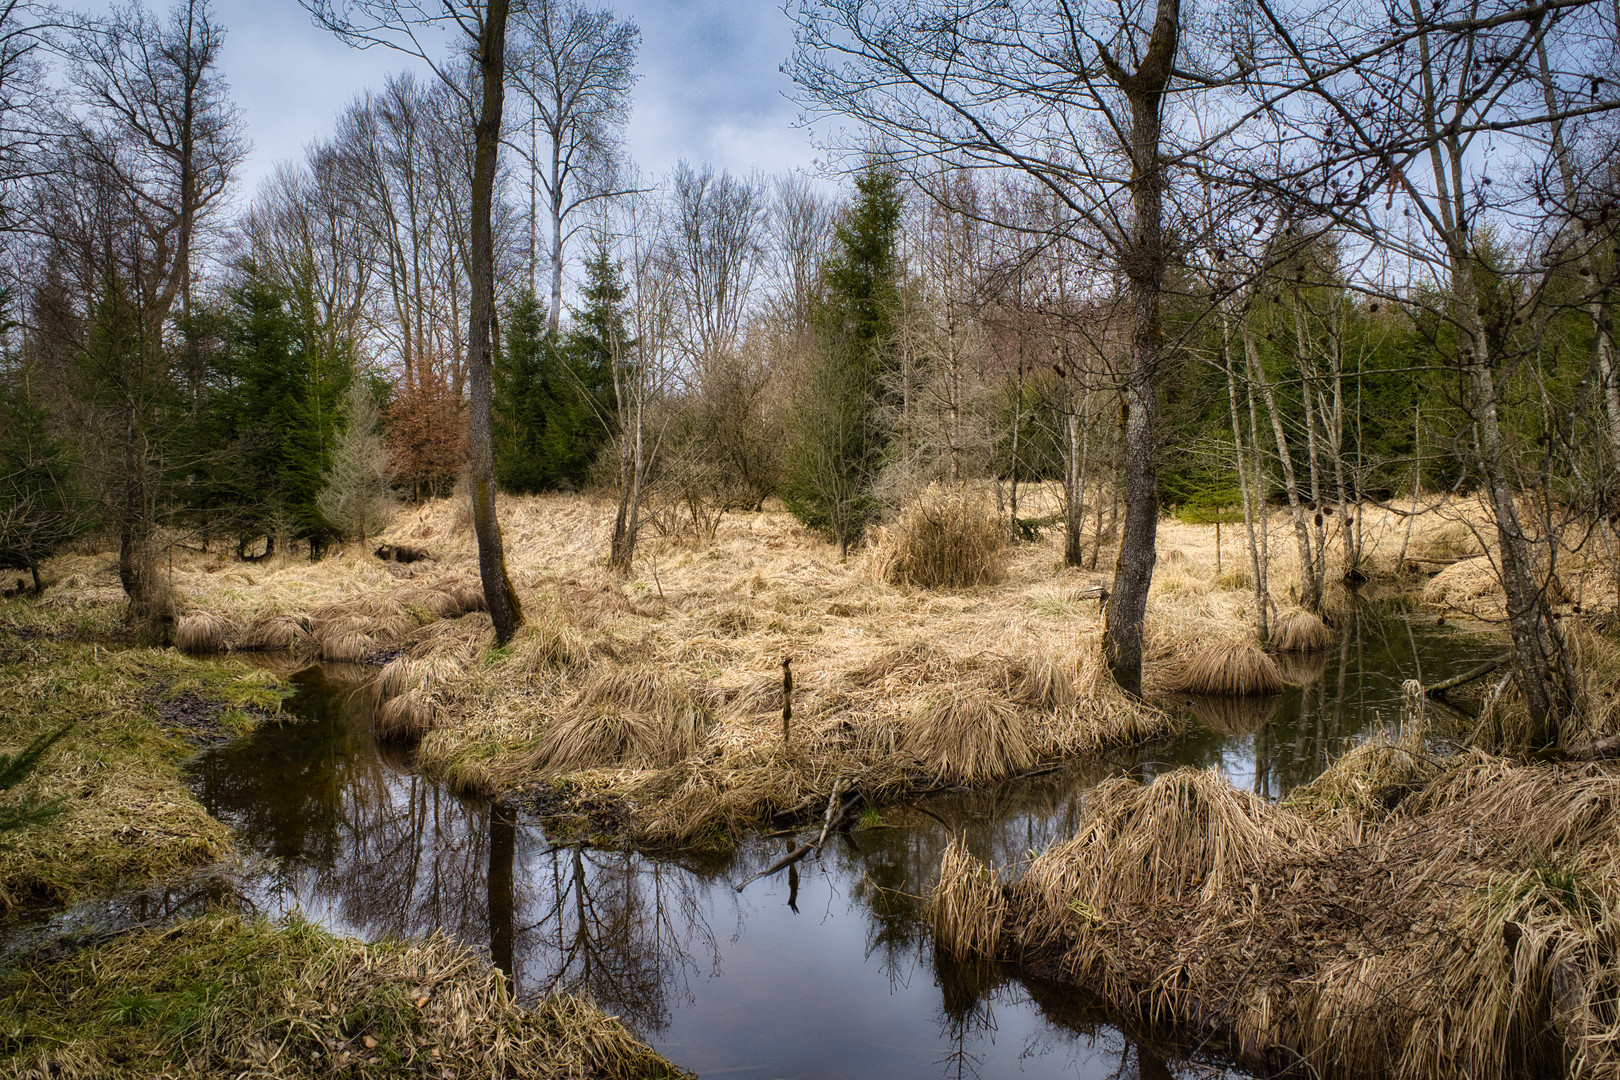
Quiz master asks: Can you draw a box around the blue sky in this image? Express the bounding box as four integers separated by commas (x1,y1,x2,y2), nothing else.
199,0,825,199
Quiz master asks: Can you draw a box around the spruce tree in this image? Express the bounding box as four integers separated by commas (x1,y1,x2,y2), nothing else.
783,160,904,555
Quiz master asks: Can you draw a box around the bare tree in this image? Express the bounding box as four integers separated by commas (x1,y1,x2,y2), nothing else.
790,0,1187,694
507,0,637,335
40,0,244,625
305,0,523,644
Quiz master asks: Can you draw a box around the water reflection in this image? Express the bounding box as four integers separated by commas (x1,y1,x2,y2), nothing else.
191,605,1497,1079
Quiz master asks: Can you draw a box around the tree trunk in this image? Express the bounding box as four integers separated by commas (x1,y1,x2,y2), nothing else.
1064,410,1085,566
468,0,523,645
1101,0,1180,696
1246,319,1321,612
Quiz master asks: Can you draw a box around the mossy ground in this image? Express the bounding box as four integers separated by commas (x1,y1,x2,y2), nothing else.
0,634,287,913
0,913,681,1079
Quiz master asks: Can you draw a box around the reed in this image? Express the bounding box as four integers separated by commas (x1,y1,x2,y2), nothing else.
1269,607,1335,652
174,611,235,654
932,839,1006,958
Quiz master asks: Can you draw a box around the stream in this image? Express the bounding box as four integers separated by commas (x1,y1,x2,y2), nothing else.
179,603,1497,1079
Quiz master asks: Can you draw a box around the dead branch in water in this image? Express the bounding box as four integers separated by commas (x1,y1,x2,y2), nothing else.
734,776,851,892
1422,653,1512,697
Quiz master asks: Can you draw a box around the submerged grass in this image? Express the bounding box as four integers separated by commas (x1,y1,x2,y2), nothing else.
0,913,680,1079
0,638,286,913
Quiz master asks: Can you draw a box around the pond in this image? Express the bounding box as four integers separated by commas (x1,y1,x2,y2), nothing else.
183,604,1498,1080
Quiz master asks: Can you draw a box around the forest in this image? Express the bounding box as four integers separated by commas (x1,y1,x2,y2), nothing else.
1,0,1620,1076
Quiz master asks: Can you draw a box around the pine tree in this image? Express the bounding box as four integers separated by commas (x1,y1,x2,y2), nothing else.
0,377,94,593
783,160,904,555
318,378,397,542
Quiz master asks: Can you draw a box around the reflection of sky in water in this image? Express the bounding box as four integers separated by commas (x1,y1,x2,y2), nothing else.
187,607,1498,1080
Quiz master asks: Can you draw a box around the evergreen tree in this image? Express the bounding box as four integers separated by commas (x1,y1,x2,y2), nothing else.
783,160,904,554
493,265,622,494
191,268,351,555
0,376,94,593
318,377,396,542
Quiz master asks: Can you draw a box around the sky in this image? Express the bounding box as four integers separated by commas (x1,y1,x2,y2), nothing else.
196,0,827,203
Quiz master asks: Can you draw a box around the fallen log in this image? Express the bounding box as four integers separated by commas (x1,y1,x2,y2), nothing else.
1423,653,1512,697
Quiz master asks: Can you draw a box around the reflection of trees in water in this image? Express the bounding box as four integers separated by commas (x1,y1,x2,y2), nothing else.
193,669,724,1038
1153,605,1497,799
511,845,720,1035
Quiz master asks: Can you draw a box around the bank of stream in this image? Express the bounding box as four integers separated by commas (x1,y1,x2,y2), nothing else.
182,604,1497,1079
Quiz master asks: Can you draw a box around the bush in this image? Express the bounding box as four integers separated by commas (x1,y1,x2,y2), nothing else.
881,488,1006,588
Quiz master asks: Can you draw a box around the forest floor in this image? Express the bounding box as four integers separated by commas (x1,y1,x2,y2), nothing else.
4,487,1616,1077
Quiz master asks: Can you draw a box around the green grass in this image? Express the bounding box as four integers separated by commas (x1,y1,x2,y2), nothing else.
0,914,683,1079
0,633,288,913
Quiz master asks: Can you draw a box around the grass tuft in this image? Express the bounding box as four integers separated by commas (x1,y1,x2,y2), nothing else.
878,488,1006,589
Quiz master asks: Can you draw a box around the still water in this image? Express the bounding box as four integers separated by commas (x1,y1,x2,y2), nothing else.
184,605,1497,1080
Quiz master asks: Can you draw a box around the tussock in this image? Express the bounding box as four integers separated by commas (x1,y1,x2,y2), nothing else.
174,611,234,654
879,488,1006,589
1160,638,1288,696
1269,607,1335,652
529,665,712,771
237,612,311,652
932,840,1005,958
904,690,1036,784
957,757,1620,1080
376,687,437,739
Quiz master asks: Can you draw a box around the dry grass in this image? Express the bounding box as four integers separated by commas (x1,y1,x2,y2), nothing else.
1160,638,1289,696
932,839,1006,958
0,640,285,913
904,690,1036,785
877,487,1006,589
0,913,679,1079
954,755,1620,1079
27,488,1558,852
527,665,712,772
174,611,235,655
1270,607,1335,652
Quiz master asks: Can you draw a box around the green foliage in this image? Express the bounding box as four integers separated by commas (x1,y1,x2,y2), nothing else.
784,160,904,552
186,265,352,552
494,270,619,494
0,381,95,588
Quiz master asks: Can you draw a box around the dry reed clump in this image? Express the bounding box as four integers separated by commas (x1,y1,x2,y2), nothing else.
174,610,236,654
1286,724,1440,821
237,611,312,652
903,690,1036,785
957,757,1620,1080
879,488,1006,589
932,839,1006,958
0,913,677,1080
527,664,713,772
1159,638,1288,696
1423,555,1500,616
1269,607,1335,652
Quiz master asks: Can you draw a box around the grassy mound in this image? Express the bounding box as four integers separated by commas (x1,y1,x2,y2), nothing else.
0,640,285,913
879,488,1006,589
0,914,679,1079
944,757,1620,1079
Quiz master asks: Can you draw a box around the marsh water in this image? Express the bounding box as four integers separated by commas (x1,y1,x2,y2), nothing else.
181,604,1498,1079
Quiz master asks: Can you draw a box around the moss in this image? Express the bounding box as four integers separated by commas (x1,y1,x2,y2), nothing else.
0,639,288,913
0,914,681,1079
